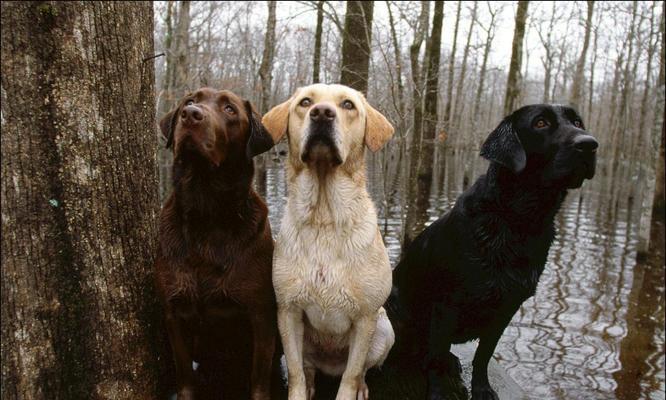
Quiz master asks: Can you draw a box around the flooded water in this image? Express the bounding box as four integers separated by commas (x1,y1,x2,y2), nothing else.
261,146,665,400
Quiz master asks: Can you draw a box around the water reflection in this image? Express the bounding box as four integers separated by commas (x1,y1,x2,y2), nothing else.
261,146,665,400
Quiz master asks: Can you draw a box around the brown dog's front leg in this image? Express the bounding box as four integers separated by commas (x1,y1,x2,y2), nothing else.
166,313,196,400
249,312,277,400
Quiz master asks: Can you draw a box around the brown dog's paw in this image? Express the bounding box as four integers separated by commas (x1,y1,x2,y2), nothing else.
177,386,195,400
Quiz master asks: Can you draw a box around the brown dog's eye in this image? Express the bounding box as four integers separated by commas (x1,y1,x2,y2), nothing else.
299,98,312,107
186,100,194,106
224,105,235,114
534,119,549,129
341,100,355,110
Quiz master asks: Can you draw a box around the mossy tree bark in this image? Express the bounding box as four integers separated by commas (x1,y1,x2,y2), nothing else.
1,2,170,399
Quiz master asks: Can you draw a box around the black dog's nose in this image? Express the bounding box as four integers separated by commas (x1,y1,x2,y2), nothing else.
181,105,204,124
310,104,336,122
573,135,598,153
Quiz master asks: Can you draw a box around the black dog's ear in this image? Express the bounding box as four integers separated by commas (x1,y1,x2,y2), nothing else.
159,108,178,150
245,100,275,158
480,119,526,173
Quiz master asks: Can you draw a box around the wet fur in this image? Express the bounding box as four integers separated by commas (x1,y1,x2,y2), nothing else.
154,88,278,400
389,104,597,400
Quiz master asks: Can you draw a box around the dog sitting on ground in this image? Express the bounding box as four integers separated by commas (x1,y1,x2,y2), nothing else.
389,104,598,400
154,88,277,400
262,84,396,400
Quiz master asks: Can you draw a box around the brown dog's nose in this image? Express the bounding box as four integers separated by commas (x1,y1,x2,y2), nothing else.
181,105,204,124
310,104,336,123
573,135,598,153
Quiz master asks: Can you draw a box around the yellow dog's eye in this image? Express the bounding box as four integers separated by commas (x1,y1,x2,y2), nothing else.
341,100,355,110
299,98,312,107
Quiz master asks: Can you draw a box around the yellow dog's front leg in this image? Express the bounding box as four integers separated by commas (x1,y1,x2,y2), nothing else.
336,314,377,400
278,307,308,400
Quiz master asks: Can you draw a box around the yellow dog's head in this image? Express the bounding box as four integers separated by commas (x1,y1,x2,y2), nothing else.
262,84,394,173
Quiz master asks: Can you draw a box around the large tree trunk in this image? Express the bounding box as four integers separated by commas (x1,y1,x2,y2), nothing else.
312,0,325,84
638,4,665,258
339,1,374,94
504,0,529,115
0,2,170,399
386,0,406,136
443,0,462,131
453,1,477,131
404,1,443,249
570,0,594,110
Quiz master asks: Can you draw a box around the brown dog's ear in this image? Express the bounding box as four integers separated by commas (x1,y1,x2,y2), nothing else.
364,101,394,152
245,100,275,158
159,108,179,149
261,99,290,144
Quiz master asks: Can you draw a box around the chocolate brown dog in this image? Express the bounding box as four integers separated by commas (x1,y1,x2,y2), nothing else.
155,88,276,400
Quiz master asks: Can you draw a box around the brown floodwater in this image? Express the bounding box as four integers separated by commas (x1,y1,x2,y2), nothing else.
261,146,665,400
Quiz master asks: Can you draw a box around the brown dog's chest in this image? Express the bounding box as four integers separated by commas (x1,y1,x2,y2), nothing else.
162,258,245,320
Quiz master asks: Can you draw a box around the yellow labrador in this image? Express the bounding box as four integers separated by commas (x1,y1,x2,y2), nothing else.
262,84,395,400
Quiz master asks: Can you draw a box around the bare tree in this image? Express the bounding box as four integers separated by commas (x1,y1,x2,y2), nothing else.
312,0,325,83
453,1,478,130
404,1,443,248
259,1,277,114
443,1,462,131
638,3,665,257
504,1,529,115
1,2,170,398
386,1,406,135
340,1,374,94
473,2,503,122
570,1,594,110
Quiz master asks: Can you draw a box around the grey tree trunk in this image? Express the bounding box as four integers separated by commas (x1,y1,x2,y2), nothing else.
504,1,529,115
473,4,499,122
443,0,462,131
339,1,374,94
0,2,170,399
259,1,277,114
570,0,594,110
453,1,477,131
409,1,430,150
312,0,325,84
158,0,190,204
404,1,443,249
638,4,665,257
386,1,406,136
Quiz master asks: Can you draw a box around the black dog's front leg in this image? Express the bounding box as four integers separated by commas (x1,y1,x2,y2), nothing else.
471,320,511,400
426,303,467,400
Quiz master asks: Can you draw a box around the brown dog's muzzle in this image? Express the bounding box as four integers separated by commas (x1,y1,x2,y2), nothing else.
178,105,224,166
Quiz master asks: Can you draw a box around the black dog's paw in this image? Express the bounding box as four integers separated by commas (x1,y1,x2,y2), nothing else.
471,383,499,400
427,369,468,400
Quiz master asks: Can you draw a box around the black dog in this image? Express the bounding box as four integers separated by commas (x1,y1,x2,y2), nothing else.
389,104,598,400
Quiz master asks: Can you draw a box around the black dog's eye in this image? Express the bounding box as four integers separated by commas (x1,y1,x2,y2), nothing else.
299,98,312,107
224,105,236,114
341,100,355,110
534,118,550,129
186,100,195,106
573,120,583,129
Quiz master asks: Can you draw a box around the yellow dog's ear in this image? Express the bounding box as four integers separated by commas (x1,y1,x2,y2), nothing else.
364,101,394,152
262,99,291,144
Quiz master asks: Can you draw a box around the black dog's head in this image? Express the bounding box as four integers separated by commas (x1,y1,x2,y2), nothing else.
480,104,598,189
159,88,274,168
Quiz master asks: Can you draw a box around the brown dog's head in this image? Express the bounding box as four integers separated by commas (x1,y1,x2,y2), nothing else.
261,84,394,174
159,88,274,167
